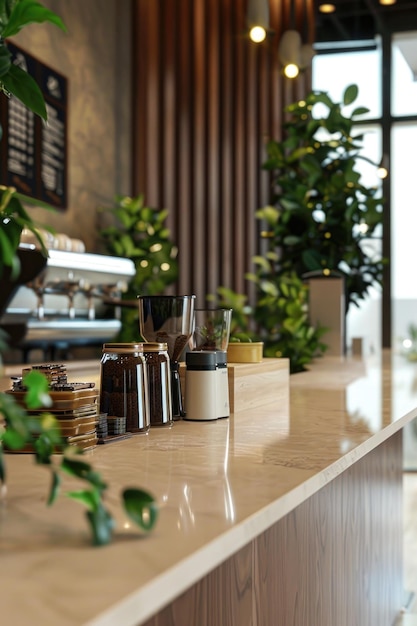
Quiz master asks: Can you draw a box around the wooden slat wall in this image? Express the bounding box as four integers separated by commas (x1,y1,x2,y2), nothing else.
131,0,313,305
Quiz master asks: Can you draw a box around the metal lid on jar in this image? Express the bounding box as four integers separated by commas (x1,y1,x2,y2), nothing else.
102,342,145,353
142,342,168,352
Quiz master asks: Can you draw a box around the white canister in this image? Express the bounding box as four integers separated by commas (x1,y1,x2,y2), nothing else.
185,351,218,421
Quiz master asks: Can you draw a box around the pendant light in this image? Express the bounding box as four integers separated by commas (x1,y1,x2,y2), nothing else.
279,29,302,77
278,0,315,78
247,0,270,43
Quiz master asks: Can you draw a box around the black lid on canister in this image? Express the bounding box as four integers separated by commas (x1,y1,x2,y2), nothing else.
215,350,227,367
186,350,217,370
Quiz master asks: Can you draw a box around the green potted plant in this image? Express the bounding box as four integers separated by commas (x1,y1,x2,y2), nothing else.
260,83,385,311
99,193,178,342
0,0,158,546
214,273,327,373
210,287,264,363
215,84,384,373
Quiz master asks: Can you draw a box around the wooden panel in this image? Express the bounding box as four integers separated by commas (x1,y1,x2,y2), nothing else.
131,0,313,306
142,431,403,626
142,542,254,626
254,431,403,625
176,0,193,295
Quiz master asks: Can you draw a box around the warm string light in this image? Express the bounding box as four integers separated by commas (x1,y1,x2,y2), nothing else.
377,155,389,179
377,165,389,179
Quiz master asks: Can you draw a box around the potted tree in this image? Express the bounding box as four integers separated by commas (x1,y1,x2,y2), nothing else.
214,84,382,373
260,83,385,311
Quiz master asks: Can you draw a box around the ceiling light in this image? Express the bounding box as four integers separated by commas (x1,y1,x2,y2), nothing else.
247,0,270,43
284,63,300,78
379,0,397,5
249,25,267,43
319,3,336,13
278,30,315,79
279,29,301,73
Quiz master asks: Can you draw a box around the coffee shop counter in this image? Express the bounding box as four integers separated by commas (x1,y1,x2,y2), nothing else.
0,352,416,626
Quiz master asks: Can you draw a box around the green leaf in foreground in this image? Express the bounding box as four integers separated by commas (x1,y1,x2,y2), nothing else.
2,0,66,38
0,445,5,485
61,457,108,491
22,369,51,409
1,63,47,119
47,469,61,505
86,503,115,547
122,488,158,532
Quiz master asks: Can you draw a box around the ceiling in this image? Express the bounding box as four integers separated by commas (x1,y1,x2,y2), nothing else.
314,0,417,43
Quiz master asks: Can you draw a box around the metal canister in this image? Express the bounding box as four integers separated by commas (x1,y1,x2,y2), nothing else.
100,343,150,434
142,342,173,427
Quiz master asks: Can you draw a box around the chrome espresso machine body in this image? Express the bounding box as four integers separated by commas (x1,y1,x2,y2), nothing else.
1,246,136,360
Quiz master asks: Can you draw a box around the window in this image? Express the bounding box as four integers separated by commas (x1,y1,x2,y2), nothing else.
312,49,383,354
313,31,417,352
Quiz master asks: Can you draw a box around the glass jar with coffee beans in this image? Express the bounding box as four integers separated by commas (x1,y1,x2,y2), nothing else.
100,343,150,434
142,342,173,427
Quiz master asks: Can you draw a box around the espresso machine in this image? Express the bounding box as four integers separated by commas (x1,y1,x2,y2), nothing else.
0,244,135,361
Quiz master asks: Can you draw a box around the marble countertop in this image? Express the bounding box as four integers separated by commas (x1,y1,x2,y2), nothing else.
1,352,417,625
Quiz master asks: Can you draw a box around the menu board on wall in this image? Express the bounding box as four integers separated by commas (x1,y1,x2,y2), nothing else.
0,43,68,210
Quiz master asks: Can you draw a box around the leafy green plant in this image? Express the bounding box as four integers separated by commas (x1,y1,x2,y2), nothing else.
0,0,158,545
0,0,66,121
0,370,158,545
99,193,178,342
214,273,327,374
0,185,53,276
210,287,255,343
249,270,328,373
261,84,385,310
213,85,385,372
0,0,66,275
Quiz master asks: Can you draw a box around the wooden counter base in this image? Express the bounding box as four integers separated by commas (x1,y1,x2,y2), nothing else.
143,431,403,626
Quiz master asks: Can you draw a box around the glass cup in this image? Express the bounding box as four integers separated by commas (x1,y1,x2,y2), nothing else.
190,308,232,351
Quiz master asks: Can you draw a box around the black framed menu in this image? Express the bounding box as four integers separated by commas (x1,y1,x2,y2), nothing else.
0,43,68,210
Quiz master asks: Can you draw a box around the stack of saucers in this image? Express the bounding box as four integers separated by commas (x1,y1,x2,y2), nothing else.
6,364,99,452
